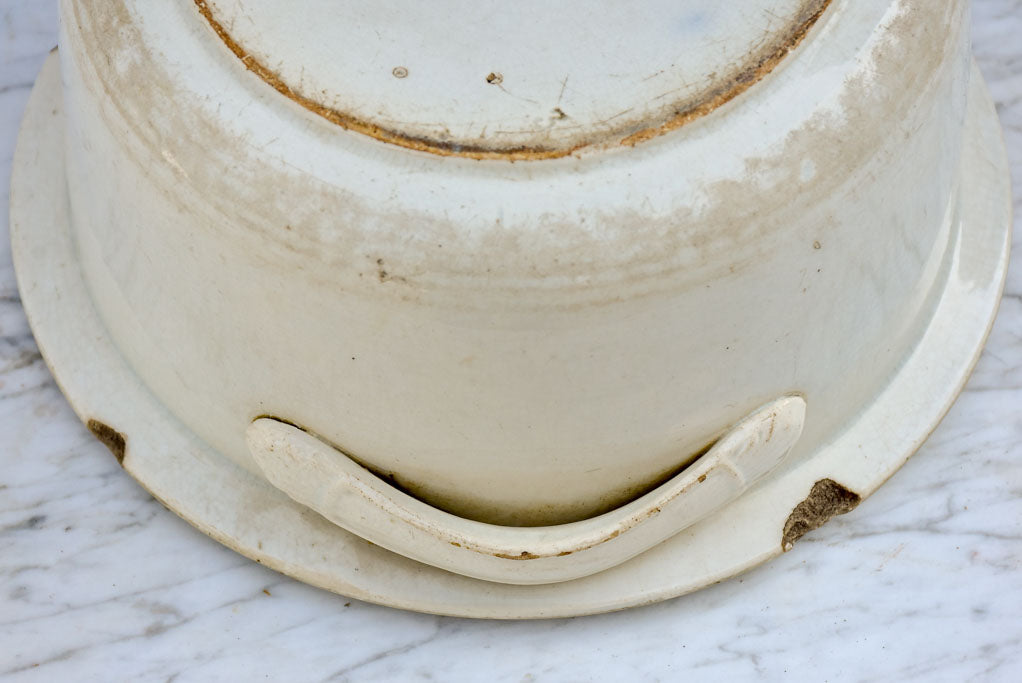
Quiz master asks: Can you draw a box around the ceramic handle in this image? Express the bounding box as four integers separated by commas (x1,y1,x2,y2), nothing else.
246,396,806,585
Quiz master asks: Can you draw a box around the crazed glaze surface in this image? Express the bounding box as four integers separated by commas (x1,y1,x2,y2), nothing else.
60,0,968,527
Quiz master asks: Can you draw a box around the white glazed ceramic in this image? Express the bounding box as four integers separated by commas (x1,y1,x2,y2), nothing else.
10,52,1011,618
57,0,969,525
9,0,1012,614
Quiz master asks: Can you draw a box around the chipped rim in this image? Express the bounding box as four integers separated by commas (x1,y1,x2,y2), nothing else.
192,0,833,161
10,54,1012,618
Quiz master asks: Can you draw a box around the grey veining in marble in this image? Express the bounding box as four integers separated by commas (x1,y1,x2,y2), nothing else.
1,1,1020,680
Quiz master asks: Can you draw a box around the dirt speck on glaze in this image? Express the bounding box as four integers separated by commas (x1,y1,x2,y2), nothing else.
87,418,126,465
374,257,406,284
781,478,861,551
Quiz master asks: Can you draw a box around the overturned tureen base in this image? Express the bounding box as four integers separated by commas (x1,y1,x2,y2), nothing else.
11,54,1011,618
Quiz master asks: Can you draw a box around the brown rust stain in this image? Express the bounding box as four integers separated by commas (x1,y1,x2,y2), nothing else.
781,478,861,551
620,0,832,148
192,0,831,160
87,419,127,465
192,0,561,161
494,551,541,560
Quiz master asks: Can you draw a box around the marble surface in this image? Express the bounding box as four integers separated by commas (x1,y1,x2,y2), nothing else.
1,1,1020,680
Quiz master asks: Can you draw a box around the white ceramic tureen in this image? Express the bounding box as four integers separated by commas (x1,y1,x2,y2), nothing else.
10,0,1011,617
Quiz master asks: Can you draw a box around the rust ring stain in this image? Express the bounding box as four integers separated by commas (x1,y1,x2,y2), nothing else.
193,0,831,161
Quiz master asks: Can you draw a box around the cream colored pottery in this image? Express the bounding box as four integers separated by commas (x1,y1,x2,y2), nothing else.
9,0,1011,615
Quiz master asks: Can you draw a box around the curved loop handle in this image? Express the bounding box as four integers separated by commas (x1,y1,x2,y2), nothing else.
247,396,806,585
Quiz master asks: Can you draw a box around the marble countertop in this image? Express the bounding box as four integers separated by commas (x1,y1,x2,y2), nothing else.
2,1,1020,680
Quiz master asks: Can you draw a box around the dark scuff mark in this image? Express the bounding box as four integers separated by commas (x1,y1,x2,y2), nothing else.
3,514,46,532
24,515,46,529
782,478,860,551
87,419,127,465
